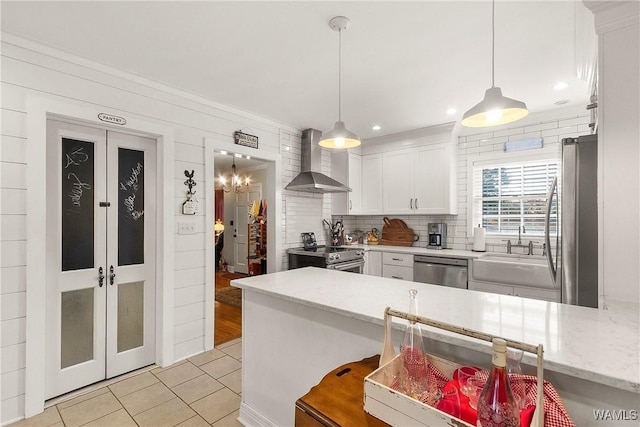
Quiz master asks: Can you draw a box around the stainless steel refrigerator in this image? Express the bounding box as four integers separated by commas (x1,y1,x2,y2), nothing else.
545,134,599,307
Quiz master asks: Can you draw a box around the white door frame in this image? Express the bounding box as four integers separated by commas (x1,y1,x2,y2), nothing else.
204,138,282,349
25,95,175,417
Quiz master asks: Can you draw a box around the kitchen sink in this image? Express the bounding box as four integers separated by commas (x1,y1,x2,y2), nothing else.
472,254,554,288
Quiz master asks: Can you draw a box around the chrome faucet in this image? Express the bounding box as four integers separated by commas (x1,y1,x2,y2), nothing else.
504,226,534,255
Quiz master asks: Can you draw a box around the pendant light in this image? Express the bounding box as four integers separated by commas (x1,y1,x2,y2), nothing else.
319,16,361,149
461,0,529,128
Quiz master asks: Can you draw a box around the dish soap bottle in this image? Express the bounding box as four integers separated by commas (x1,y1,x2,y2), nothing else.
477,338,520,426
400,289,430,400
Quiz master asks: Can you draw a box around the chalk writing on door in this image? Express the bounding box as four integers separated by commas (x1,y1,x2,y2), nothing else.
61,138,95,271
118,148,145,265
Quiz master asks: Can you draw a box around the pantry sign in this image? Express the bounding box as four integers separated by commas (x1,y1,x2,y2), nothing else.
234,131,258,149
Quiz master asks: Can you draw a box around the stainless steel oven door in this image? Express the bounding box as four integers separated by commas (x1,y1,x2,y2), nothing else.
326,259,364,274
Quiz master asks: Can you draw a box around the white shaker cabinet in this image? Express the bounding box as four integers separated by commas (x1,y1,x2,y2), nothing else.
382,142,456,215
413,143,451,214
382,252,413,281
361,153,383,214
364,250,382,276
332,151,362,215
382,149,414,214
468,280,560,302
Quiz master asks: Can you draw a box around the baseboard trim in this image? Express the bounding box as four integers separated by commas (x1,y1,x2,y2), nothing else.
239,402,275,427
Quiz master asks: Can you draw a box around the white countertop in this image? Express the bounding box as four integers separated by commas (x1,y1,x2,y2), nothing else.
347,243,485,259
233,267,640,394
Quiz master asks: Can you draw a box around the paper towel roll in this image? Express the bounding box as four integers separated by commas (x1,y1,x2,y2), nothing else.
473,225,486,252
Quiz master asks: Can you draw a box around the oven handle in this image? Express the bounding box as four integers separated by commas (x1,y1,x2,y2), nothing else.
327,259,365,271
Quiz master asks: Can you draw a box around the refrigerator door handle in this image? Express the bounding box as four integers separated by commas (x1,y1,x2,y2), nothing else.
545,176,558,285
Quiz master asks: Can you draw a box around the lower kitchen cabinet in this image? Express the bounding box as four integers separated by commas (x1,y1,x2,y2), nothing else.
468,280,560,302
364,250,382,276
382,252,413,281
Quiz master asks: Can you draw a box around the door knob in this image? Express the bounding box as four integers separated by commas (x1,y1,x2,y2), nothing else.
109,265,116,285
98,267,104,287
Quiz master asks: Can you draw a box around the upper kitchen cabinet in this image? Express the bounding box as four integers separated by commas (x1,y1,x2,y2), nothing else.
332,151,362,215
382,149,414,214
382,142,457,215
361,153,383,214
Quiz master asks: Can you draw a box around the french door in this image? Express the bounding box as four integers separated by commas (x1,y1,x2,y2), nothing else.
45,120,156,399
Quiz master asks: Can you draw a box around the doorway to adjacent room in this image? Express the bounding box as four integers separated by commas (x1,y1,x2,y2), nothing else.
212,152,269,345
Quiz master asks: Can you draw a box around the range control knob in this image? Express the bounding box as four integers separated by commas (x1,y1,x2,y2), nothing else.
329,253,340,262
356,250,365,256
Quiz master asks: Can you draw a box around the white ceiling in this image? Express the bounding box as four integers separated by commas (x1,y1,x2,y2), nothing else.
1,1,591,140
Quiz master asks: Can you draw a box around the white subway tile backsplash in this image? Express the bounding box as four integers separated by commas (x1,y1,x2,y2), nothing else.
524,122,558,133
466,131,494,142
558,117,587,127
492,127,524,138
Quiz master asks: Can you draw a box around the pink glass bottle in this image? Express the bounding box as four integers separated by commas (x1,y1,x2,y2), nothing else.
476,338,520,427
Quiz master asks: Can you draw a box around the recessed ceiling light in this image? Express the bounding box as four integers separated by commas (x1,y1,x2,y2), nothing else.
234,153,242,158
554,82,569,91
372,125,381,131
554,99,570,105
446,108,457,115
220,150,227,155
246,156,251,160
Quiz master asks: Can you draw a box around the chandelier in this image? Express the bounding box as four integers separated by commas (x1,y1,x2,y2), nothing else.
218,158,250,193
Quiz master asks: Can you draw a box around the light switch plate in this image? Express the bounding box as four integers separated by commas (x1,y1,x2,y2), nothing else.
178,222,196,235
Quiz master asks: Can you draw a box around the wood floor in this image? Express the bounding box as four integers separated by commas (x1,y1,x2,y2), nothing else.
215,271,245,346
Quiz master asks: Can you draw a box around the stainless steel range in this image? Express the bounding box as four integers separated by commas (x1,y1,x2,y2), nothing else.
287,245,365,273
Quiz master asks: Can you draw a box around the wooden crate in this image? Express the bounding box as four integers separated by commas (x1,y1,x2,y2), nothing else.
364,353,473,427
364,308,545,427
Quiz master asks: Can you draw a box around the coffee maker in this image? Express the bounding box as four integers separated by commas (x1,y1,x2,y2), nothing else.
427,223,447,249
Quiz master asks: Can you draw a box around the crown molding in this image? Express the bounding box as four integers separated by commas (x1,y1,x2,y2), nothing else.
1,32,301,134
583,1,640,33
363,122,456,147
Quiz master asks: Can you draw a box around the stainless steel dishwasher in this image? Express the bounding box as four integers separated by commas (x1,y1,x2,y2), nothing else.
414,255,468,289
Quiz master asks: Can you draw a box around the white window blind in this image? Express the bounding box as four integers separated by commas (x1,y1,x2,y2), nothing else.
471,160,558,236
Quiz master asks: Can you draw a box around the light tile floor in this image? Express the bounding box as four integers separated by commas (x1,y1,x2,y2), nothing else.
12,339,244,427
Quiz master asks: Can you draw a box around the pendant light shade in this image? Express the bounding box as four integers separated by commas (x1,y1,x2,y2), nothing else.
462,0,528,128
318,121,361,149
461,87,529,127
319,16,361,149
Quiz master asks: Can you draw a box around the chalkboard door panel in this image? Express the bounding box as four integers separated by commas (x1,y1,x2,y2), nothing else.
106,130,156,379
46,120,108,398
45,119,157,398
61,138,95,271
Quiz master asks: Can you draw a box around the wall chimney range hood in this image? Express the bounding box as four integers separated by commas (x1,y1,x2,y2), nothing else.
285,129,351,193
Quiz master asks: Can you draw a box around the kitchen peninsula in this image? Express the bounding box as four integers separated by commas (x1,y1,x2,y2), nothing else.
233,268,639,427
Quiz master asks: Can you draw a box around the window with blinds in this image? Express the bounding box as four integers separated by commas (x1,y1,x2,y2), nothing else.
471,160,558,235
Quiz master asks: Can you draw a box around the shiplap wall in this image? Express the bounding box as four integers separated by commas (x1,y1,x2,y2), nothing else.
0,35,315,424
335,107,591,254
